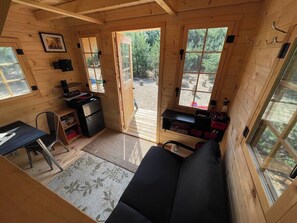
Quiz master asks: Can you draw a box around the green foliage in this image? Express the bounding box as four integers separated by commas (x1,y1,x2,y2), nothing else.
126,30,160,78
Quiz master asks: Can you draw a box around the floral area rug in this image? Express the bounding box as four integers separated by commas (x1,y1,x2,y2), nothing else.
47,153,133,222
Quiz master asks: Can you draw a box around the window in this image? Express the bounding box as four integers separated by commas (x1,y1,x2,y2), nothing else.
80,36,105,93
248,43,297,202
0,43,32,100
178,26,228,109
120,42,131,82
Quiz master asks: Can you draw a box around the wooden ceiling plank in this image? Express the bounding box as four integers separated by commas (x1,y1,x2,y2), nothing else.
35,0,155,21
0,0,12,37
12,0,104,24
154,0,176,15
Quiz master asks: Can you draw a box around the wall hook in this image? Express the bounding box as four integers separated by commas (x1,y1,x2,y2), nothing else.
272,21,287,34
253,40,261,47
265,37,284,45
245,34,254,42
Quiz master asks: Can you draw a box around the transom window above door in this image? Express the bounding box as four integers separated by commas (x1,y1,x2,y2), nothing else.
178,26,228,109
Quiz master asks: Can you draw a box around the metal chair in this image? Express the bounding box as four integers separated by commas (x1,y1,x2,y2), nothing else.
25,111,69,170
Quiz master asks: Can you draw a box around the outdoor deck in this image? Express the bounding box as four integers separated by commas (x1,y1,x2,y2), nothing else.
125,108,157,142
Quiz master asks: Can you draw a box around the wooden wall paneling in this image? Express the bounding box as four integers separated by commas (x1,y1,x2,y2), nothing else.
0,0,11,37
173,0,260,12
277,203,297,223
225,129,267,223
225,0,297,222
0,7,84,128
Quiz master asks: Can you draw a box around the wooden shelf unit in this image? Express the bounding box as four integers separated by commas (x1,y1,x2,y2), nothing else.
56,108,81,145
162,109,229,142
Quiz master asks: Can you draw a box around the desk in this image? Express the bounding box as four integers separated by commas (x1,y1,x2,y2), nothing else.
0,121,63,171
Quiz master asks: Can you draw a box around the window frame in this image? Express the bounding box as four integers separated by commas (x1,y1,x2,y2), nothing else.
78,33,106,94
176,21,235,111
241,27,297,222
0,37,38,103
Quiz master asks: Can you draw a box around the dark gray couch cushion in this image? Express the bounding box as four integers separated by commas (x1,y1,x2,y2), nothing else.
170,140,228,223
106,201,152,223
120,146,182,223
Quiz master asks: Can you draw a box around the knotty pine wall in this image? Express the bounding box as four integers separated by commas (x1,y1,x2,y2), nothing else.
224,0,297,222
0,5,85,127
68,2,261,146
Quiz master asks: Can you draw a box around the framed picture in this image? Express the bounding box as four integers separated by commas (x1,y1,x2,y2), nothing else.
39,32,67,52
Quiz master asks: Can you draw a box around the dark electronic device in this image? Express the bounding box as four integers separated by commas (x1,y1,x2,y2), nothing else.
60,80,81,98
64,90,81,98
67,95,105,137
60,80,69,94
53,59,73,72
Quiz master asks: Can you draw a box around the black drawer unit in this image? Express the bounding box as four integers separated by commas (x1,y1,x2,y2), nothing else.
67,95,105,137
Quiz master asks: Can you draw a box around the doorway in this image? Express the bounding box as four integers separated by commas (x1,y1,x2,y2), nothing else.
114,28,161,142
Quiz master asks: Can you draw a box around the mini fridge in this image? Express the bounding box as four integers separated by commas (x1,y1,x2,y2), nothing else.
67,95,105,137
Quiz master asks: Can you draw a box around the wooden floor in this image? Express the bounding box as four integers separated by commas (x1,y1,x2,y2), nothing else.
125,108,157,142
5,129,107,185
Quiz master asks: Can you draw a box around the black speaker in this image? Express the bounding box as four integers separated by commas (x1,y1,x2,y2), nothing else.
60,80,69,94
53,59,73,72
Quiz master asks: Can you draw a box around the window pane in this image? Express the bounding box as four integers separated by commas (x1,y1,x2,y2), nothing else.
8,80,30,96
80,37,105,94
179,90,194,107
205,27,228,52
81,38,91,53
263,99,297,134
184,53,201,72
89,37,98,52
0,82,10,99
120,43,131,82
0,46,31,100
0,47,17,64
181,73,197,90
194,92,211,109
186,29,206,51
252,125,278,162
287,123,297,152
201,53,221,73
92,53,100,67
0,64,25,80
264,146,296,198
84,53,94,68
283,49,297,85
197,73,215,93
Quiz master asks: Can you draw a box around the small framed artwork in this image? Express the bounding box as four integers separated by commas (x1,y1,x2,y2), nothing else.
39,32,67,52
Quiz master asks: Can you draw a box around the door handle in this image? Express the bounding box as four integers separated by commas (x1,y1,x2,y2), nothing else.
290,164,297,179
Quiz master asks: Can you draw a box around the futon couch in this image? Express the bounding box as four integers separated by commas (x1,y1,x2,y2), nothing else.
106,140,228,223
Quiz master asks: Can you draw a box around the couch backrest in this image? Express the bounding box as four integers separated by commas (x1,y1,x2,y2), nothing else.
170,140,228,223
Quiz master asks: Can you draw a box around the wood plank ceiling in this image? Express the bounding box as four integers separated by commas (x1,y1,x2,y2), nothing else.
8,0,261,25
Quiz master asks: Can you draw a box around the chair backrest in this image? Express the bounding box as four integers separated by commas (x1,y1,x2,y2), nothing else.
35,111,60,139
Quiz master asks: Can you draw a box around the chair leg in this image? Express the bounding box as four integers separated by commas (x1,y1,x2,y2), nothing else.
26,149,33,168
40,151,53,170
58,140,69,152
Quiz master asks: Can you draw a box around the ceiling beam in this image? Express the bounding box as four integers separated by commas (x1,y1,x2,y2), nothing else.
35,0,155,21
154,0,176,15
12,0,104,24
0,0,12,36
